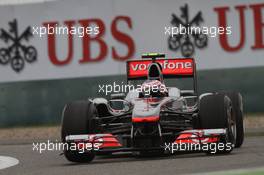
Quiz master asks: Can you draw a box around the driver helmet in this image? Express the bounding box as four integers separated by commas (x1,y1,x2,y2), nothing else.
141,80,167,97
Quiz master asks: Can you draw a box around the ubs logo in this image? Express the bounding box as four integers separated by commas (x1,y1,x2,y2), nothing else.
168,4,208,57
0,19,37,72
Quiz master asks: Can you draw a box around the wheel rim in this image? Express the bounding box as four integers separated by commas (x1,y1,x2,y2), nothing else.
231,119,237,142
227,106,236,145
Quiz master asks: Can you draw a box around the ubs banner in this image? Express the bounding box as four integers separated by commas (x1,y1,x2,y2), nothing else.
0,0,264,82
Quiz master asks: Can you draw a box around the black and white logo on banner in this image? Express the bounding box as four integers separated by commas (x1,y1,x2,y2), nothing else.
0,19,37,72
168,4,208,57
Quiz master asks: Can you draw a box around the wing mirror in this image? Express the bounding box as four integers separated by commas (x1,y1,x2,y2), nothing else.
108,99,131,113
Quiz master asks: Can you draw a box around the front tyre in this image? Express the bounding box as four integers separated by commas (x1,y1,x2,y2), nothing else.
61,100,97,163
220,92,244,148
199,94,236,154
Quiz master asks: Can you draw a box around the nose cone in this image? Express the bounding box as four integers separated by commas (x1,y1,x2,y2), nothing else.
132,98,161,123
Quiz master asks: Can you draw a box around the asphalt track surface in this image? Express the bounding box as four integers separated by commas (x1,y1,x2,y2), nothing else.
0,136,264,175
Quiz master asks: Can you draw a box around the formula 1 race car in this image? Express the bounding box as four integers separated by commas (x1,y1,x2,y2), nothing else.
61,53,244,163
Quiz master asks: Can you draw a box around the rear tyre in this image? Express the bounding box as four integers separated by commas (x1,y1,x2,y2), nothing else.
220,92,244,148
198,94,236,154
61,100,97,163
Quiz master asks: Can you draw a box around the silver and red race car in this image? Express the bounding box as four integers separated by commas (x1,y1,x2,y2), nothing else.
61,53,244,163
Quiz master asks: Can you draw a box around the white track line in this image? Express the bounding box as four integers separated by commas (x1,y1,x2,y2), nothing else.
0,156,19,170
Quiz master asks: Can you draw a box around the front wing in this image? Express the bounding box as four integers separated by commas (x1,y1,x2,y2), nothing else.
65,129,230,153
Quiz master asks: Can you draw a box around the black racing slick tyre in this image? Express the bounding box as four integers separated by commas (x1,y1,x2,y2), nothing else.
61,100,98,163
220,92,244,148
198,94,236,154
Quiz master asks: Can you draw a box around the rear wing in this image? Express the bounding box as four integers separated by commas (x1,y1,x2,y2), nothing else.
126,57,198,94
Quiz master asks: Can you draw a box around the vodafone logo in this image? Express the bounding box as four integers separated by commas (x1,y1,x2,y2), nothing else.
127,58,194,79
131,60,192,71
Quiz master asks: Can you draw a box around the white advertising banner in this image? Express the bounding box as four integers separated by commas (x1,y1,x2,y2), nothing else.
0,0,263,82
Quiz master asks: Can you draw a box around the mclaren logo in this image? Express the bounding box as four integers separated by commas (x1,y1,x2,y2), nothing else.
168,4,208,57
0,19,37,72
